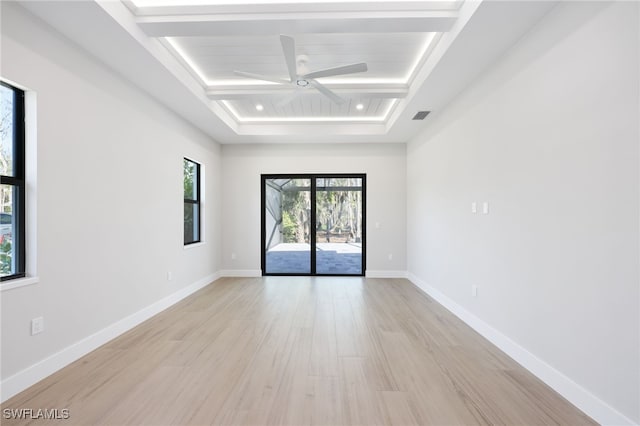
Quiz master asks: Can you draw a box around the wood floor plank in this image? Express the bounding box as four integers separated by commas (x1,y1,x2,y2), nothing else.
333,297,366,357
1,277,596,426
266,327,315,426
348,294,399,392
308,376,344,426
308,301,339,377
379,391,422,426
182,321,260,425
339,357,388,426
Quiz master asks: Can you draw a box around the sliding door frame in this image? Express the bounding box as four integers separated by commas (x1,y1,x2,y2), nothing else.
261,173,366,277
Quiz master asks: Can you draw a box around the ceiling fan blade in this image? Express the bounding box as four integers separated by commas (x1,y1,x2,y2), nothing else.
275,90,302,108
309,80,344,105
280,35,298,83
233,71,289,85
302,63,368,80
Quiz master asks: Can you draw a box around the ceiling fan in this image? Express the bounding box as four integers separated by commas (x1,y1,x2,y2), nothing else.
234,35,368,105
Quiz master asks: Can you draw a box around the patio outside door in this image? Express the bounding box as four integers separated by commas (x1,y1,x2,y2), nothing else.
261,174,366,276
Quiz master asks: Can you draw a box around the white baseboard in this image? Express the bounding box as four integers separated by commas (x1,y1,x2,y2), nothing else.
220,269,262,277
365,270,408,278
0,272,220,403
406,272,636,426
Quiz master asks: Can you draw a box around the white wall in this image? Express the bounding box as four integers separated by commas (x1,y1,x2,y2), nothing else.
221,143,406,275
407,2,639,424
0,2,222,385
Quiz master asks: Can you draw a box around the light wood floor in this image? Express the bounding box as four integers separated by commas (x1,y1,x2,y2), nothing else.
2,277,596,425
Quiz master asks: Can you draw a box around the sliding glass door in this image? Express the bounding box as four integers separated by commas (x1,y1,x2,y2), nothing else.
261,174,366,276
263,178,312,274
315,177,363,274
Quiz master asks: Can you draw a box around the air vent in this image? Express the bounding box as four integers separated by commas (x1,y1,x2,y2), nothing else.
412,111,431,120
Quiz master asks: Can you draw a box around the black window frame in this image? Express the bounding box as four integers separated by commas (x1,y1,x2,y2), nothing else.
183,157,201,245
0,81,26,281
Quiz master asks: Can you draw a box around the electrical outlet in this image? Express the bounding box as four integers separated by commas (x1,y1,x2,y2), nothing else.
167,271,173,281
471,202,477,214
31,317,44,335
388,253,393,261
472,285,478,297
482,202,489,214
231,253,237,260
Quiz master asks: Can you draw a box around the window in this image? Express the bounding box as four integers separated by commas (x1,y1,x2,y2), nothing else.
0,81,26,281
183,158,201,245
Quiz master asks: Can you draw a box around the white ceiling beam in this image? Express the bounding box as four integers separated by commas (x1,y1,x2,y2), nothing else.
206,85,409,100
206,91,408,100
128,1,463,17
137,13,457,36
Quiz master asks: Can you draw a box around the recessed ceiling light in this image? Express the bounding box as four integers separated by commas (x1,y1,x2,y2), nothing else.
356,103,364,111
255,104,264,111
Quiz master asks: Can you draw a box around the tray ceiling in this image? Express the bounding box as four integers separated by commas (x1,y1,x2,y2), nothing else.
165,31,434,121
132,1,456,125
17,0,560,143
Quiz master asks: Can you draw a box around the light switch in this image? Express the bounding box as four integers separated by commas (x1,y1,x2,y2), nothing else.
482,202,489,214
31,317,44,335
471,202,477,214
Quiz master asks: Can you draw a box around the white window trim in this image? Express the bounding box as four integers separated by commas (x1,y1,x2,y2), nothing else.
183,241,206,250
1,276,39,291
